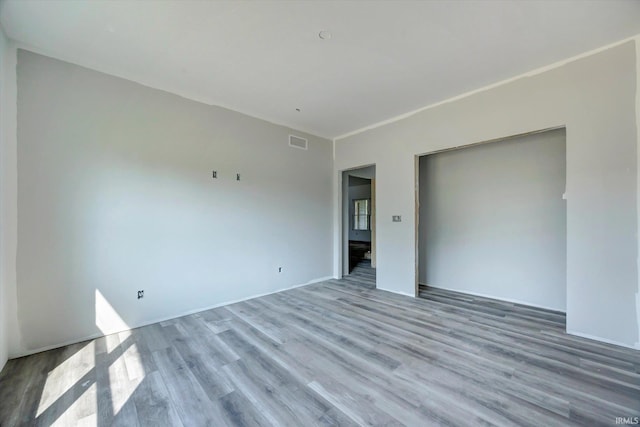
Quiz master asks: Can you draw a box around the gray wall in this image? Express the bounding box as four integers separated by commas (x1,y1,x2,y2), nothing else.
335,40,639,349
419,129,567,311
16,50,333,352
0,27,8,371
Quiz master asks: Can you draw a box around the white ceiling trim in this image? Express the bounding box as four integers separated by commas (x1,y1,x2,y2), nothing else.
334,34,640,141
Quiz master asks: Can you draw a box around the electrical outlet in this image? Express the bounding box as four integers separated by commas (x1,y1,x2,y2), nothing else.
137,290,144,299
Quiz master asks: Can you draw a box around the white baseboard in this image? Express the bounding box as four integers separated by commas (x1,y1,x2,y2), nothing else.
419,283,565,313
11,333,104,359
376,287,415,298
419,283,638,351
12,276,333,359
566,330,640,351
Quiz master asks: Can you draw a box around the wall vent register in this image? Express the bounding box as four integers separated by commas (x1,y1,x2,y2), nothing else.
289,135,308,150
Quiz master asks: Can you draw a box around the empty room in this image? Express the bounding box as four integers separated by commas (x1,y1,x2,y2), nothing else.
1,1,639,426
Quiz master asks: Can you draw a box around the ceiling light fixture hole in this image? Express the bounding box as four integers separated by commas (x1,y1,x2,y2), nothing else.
318,30,331,40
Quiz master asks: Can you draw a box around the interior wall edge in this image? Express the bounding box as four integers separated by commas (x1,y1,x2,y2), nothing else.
332,163,341,279
0,23,7,374
635,35,640,350
1,37,23,360
332,138,341,278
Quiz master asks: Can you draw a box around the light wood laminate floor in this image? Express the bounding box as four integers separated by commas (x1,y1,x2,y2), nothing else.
1,276,638,426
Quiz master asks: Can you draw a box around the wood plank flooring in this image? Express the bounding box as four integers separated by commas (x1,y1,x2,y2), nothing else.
1,275,638,426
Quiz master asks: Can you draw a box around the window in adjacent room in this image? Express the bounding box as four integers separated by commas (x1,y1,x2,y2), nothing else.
353,199,370,230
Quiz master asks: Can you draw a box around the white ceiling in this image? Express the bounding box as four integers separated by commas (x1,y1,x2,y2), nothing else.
2,1,640,139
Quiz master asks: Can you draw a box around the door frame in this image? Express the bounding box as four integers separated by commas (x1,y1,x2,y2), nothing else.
414,126,565,298
340,164,376,278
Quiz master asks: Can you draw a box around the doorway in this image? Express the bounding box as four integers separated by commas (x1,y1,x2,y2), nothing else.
342,165,376,285
416,128,567,311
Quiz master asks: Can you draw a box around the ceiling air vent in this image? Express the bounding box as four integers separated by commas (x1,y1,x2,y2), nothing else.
289,135,308,150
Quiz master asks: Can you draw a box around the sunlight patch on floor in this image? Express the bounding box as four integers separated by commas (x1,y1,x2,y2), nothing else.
36,342,95,418
50,383,97,427
122,339,146,381
95,289,146,417
108,342,144,416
